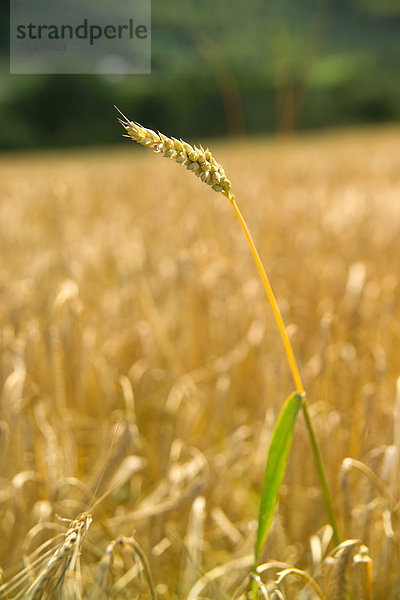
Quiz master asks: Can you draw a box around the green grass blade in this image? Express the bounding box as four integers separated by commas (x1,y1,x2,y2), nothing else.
255,392,302,562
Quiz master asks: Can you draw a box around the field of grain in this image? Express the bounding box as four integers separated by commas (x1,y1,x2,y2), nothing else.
0,126,400,599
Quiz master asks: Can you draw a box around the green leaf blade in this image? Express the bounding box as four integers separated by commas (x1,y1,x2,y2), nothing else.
255,392,302,562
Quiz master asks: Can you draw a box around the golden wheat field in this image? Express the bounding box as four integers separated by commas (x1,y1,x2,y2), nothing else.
0,125,400,599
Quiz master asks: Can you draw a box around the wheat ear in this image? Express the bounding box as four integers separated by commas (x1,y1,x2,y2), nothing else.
26,512,92,600
115,106,232,197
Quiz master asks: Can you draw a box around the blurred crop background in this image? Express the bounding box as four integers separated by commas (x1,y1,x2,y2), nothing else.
1,1,400,599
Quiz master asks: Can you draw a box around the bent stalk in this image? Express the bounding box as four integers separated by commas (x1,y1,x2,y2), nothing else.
224,192,339,548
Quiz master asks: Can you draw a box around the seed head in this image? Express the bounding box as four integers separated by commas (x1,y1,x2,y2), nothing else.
115,107,232,199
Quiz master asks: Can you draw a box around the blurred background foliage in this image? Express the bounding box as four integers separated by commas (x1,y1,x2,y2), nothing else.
0,0,399,150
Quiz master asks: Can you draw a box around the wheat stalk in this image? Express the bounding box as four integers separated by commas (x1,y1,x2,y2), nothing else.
116,108,339,566
115,106,303,393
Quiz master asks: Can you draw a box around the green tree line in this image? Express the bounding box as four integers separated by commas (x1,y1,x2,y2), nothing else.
0,0,399,149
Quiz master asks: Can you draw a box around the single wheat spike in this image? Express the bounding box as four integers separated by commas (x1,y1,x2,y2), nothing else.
115,107,232,197
116,108,340,550
115,107,304,398
26,512,92,600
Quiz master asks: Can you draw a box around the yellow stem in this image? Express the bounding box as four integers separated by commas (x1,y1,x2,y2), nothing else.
225,192,340,546
226,193,304,395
